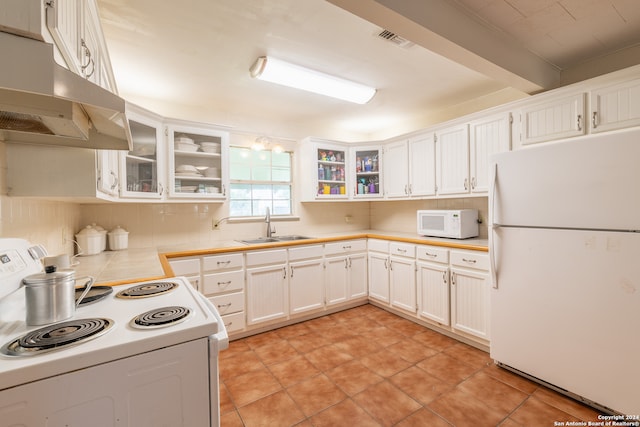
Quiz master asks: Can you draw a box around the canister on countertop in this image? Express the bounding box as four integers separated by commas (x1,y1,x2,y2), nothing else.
108,226,129,251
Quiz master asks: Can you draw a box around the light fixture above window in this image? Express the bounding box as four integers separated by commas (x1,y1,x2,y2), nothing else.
252,135,283,153
249,56,376,104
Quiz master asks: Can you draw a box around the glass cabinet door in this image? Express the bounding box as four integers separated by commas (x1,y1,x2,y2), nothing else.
353,147,382,198
120,113,164,199
316,146,347,199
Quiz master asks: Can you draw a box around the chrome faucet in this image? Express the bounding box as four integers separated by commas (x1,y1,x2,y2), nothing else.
265,207,275,237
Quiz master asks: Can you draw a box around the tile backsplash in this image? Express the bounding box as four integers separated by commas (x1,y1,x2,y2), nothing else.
78,201,372,250
0,195,488,255
0,195,81,256
370,197,489,239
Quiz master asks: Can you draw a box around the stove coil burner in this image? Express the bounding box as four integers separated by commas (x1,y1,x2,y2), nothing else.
131,306,192,329
116,281,179,299
0,318,114,357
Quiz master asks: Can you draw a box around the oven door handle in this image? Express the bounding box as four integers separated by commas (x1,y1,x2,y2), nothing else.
199,293,229,351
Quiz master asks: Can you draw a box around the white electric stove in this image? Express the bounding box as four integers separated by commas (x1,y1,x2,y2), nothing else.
0,238,228,427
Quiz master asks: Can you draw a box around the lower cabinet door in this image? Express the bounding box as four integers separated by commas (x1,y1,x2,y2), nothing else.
390,257,417,313
368,253,390,303
417,262,450,326
289,259,324,315
450,268,490,340
246,264,288,325
347,253,368,299
325,256,349,306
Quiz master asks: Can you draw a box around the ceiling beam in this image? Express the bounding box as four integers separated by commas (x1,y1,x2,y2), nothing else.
327,0,561,94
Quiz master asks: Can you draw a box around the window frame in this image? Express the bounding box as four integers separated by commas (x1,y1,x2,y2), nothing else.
228,146,294,218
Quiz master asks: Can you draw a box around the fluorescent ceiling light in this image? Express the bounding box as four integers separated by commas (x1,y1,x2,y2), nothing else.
250,56,376,104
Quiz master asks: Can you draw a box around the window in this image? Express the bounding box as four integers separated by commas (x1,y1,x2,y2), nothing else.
229,147,292,217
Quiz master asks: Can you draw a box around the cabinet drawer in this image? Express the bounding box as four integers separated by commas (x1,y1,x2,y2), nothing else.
450,250,489,271
210,292,245,316
202,253,243,271
169,257,200,276
245,249,287,267
390,242,415,258
288,244,323,261
416,246,449,264
202,270,244,295
368,239,389,253
221,311,245,334
324,239,367,255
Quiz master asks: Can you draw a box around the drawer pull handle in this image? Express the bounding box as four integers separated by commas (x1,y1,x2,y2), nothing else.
425,252,437,257
217,280,232,287
224,321,233,327
217,260,232,266
218,303,232,309
343,245,351,250
462,258,477,263
397,248,407,253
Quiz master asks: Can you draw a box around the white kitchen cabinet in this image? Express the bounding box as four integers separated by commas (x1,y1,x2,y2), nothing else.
382,139,408,198
389,243,417,313
450,250,490,340
119,106,165,199
169,252,245,334
298,138,348,200
45,0,117,92
383,132,436,198
408,132,437,197
416,245,450,326
167,121,229,200
347,253,367,299
96,149,121,197
468,113,511,193
590,78,640,133
324,240,367,306
519,93,586,146
351,145,382,198
367,239,390,303
245,249,288,325
325,256,349,306
202,252,245,333
288,245,324,315
435,124,470,195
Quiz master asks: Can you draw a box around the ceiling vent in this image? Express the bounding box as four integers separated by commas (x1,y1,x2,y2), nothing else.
376,29,415,48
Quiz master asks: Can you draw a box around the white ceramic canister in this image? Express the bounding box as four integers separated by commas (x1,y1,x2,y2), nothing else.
75,225,103,256
108,226,129,250
91,223,108,251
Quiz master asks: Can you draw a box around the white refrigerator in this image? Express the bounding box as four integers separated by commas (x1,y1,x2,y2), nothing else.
489,128,640,415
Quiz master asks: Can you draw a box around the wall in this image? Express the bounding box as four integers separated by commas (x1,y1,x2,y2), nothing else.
370,197,489,239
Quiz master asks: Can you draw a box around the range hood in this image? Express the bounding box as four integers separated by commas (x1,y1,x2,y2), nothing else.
0,31,132,150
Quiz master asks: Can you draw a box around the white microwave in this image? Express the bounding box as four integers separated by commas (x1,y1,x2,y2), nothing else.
417,209,479,239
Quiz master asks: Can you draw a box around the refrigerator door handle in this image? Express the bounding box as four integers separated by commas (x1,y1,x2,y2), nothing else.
490,163,499,288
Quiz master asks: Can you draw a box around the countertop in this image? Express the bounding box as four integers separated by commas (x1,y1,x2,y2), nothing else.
73,231,488,285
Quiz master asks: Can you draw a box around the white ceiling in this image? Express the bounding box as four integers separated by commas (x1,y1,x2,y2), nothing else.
96,0,640,141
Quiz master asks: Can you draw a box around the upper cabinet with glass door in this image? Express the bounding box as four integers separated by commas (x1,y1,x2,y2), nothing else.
298,138,349,201
167,121,229,200
351,146,383,198
120,106,165,199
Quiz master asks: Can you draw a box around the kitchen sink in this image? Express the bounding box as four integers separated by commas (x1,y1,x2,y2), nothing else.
239,235,314,244
271,235,313,241
239,237,281,244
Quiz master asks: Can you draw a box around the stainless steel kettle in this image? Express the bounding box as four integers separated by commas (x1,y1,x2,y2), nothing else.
23,266,94,326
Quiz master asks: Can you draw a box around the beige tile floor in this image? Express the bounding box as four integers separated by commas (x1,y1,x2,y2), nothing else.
219,304,602,426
